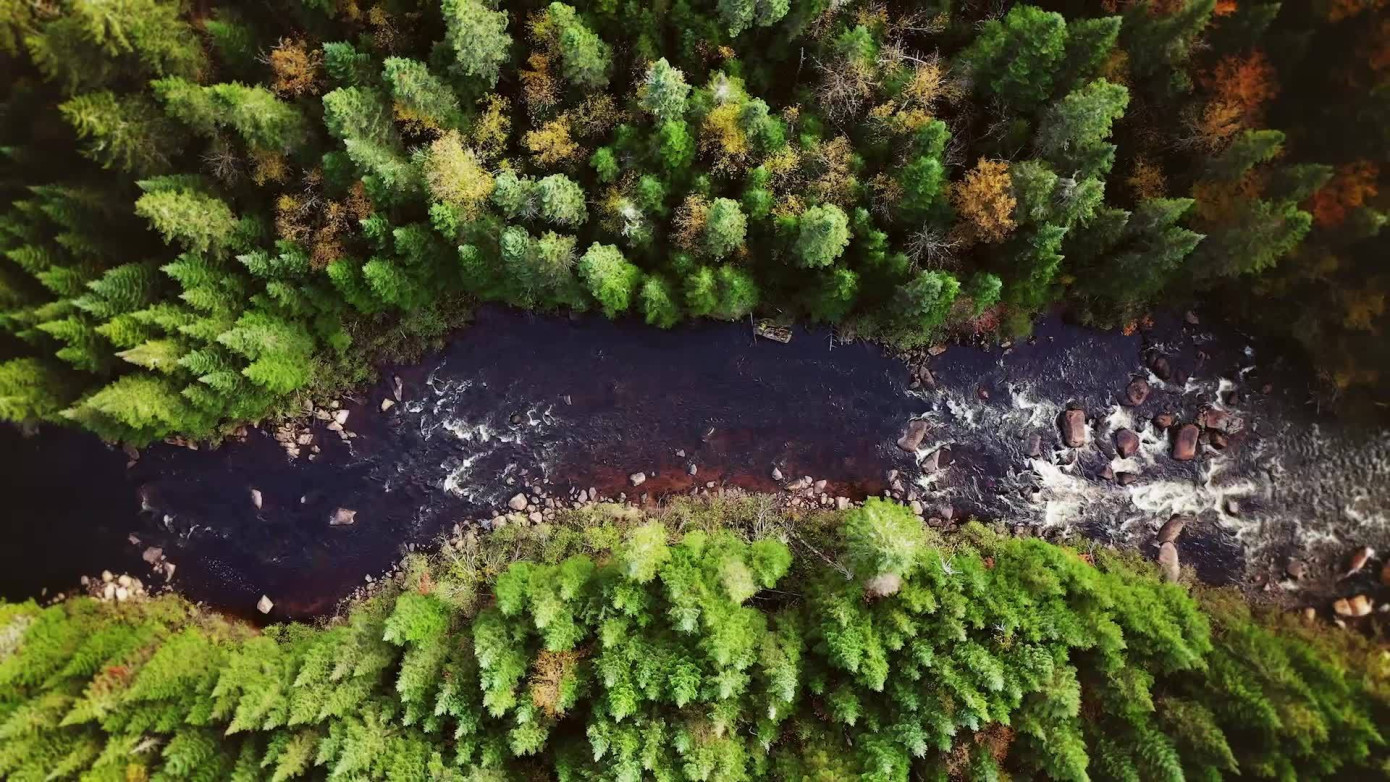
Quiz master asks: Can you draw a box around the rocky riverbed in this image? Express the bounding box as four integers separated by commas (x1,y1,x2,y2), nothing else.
1,306,1387,627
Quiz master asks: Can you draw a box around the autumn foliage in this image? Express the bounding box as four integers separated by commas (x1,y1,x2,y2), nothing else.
951,158,1016,244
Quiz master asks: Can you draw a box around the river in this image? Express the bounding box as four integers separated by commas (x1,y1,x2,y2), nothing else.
2,306,1386,619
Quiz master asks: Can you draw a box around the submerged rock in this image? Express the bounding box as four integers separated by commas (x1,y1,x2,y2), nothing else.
1150,355,1172,381
1201,408,1231,432
1125,379,1150,406
1172,424,1200,461
1153,413,1175,431
897,420,929,453
249,488,263,510
1060,409,1086,448
1115,429,1140,458
330,508,357,526
1286,558,1307,580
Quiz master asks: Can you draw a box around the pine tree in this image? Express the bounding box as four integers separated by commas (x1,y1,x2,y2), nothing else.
540,3,612,90
703,198,747,260
793,204,851,268
1035,80,1130,179
58,93,184,176
962,6,1069,108
578,243,641,317
383,58,466,132
441,0,512,89
638,58,691,123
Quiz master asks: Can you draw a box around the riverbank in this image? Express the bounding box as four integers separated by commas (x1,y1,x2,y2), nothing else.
3,495,1385,781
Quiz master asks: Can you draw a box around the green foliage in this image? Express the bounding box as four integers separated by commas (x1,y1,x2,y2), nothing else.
59,92,184,176
441,0,512,89
703,198,747,260
638,58,691,123
0,499,1383,780
383,58,465,131
542,3,612,90
964,5,1069,108
578,242,641,317
792,204,851,269
1,0,1383,437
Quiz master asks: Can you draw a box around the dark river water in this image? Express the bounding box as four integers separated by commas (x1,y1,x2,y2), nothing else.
2,306,1387,619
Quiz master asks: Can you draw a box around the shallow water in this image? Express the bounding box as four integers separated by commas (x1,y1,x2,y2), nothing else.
1,306,1386,618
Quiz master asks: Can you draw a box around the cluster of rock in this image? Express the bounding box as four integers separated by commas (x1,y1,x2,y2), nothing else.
770,467,855,511
1054,381,1239,473
79,570,150,603
1319,546,1389,625
272,401,347,460
273,376,406,461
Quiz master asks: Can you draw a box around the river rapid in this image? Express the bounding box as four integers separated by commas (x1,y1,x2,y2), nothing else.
2,306,1387,619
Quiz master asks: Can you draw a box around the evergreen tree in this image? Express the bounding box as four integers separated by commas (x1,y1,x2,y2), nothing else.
961,6,1069,108
442,0,512,88
792,204,851,268
703,198,747,260
1035,80,1130,179
578,242,641,317
383,58,465,132
59,93,184,176
638,58,691,123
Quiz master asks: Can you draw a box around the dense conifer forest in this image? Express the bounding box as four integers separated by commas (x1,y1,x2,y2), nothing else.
0,0,1385,443
2,498,1387,780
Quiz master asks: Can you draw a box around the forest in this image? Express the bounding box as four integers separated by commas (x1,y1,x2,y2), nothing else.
0,0,1385,444
2,498,1387,780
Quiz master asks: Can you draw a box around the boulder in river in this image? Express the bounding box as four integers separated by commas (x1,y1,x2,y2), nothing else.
1060,409,1086,448
922,447,951,473
1149,355,1172,381
380,398,395,412
1333,595,1373,618
1172,424,1200,461
1026,433,1042,459
1346,546,1374,576
1157,515,1188,544
249,488,263,510
508,493,529,511
333,409,350,426
1153,413,1175,431
1116,471,1139,486
1125,378,1150,406
1286,558,1307,580
771,467,784,481
257,595,274,614
898,419,929,453
1201,408,1231,432
629,472,647,487
1115,429,1140,458
330,507,357,526
1157,542,1180,583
